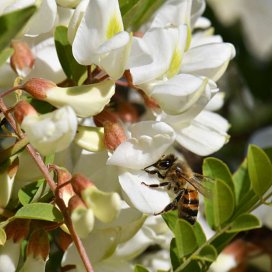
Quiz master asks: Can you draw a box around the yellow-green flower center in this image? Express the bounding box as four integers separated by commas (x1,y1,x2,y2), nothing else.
106,13,123,40
166,46,182,79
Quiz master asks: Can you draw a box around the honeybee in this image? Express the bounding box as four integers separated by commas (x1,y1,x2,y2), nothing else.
141,154,212,225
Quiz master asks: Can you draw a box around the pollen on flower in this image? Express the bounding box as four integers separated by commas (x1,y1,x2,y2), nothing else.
106,12,123,39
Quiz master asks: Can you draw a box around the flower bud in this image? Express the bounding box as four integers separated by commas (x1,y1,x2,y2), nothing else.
10,40,35,77
68,195,94,238
54,166,74,207
94,109,119,127
14,100,38,125
19,105,77,156
22,78,115,117
103,120,127,151
22,78,56,100
71,174,121,223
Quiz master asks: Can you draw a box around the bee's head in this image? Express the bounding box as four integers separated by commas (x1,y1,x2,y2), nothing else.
144,154,177,171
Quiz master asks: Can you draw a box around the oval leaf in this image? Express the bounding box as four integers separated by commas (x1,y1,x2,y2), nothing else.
203,157,234,192
205,179,235,229
227,213,261,233
174,219,197,258
193,222,206,246
248,144,272,197
0,228,6,246
15,203,63,222
162,210,178,233
170,238,180,270
195,244,217,263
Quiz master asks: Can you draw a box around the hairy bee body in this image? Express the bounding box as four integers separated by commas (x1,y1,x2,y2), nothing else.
143,154,208,225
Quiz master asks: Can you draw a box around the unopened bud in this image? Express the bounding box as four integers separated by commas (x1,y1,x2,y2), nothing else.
22,78,56,100
71,174,94,196
54,166,74,207
103,120,127,151
5,219,30,243
14,100,37,124
27,229,49,261
68,195,94,238
94,109,118,127
10,40,35,77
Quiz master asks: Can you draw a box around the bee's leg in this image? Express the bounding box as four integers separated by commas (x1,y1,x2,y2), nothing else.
141,181,169,188
154,189,185,215
154,201,177,215
144,169,166,179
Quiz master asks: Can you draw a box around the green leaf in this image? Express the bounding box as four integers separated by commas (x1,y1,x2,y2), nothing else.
195,244,217,263
174,219,197,258
193,222,206,246
134,265,149,272
0,228,6,246
205,179,235,229
170,238,180,270
203,157,234,192
54,26,86,83
0,6,36,51
227,213,261,233
248,144,272,197
15,203,63,222
18,181,43,205
122,0,164,30
162,210,178,233
0,48,14,67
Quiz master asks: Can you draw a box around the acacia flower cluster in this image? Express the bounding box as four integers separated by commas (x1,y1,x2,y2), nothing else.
0,0,235,271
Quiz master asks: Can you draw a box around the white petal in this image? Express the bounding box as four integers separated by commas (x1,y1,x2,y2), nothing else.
25,0,57,36
28,37,66,83
119,169,171,214
0,240,20,272
19,256,46,272
148,74,209,115
67,0,88,44
205,92,225,111
150,0,192,28
94,259,132,272
21,106,77,156
182,43,236,81
162,80,218,127
72,0,124,65
129,26,187,85
209,253,237,272
107,121,175,169
175,111,230,156
46,79,115,117
73,151,120,193
97,32,132,80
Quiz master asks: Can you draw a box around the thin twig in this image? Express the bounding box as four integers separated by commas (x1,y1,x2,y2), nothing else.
0,98,94,272
0,85,22,98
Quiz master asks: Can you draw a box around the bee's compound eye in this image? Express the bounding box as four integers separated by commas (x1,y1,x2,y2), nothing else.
158,160,171,169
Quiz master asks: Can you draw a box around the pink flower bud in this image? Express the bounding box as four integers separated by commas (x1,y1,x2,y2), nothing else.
10,40,35,77
94,109,119,127
103,120,127,151
22,78,56,100
68,195,86,216
71,174,94,196
13,100,37,124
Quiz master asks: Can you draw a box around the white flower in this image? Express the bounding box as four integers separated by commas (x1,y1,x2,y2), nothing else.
108,121,175,214
21,106,77,156
72,0,132,80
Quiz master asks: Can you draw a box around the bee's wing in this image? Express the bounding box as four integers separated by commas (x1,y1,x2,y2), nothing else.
182,173,214,199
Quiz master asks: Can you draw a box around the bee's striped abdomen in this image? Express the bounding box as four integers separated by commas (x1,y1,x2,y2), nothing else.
178,189,199,225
